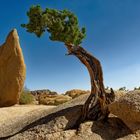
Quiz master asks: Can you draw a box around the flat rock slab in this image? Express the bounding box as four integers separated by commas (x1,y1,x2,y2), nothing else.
0,105,55,124
0,94,89,139
0,105,55,138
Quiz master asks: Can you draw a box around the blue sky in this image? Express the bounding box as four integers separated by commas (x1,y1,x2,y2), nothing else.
0,0,140,93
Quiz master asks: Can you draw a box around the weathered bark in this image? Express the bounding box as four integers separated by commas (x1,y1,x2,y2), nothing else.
65,44,115,122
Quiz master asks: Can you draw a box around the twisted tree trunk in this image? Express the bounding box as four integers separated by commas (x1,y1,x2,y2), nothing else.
65,44,115,122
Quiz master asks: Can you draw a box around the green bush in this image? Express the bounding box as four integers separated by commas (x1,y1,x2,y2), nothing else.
119,87,126,91
19,88,34,104
134,87,140,90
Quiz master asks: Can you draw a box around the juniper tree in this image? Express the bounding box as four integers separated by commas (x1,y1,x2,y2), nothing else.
22,5,115,123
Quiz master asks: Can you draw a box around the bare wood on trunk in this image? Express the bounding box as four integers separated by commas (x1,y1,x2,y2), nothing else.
65,44,115,122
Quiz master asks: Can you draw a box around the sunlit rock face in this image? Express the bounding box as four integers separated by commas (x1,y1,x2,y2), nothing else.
109,90,140,132
0,29,26,107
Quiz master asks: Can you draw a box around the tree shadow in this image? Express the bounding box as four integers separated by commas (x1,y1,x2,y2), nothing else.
91,117,133,140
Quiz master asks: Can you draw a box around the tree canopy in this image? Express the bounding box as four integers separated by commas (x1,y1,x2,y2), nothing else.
21,5,86,46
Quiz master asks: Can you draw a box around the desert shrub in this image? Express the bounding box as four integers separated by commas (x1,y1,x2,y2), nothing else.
134,87,140,90
119,87,126,91
19,88,35,104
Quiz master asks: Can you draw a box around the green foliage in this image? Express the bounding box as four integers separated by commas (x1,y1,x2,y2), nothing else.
21,5,86,46
119,87,126,91
134,87,140,90
19,88,34,104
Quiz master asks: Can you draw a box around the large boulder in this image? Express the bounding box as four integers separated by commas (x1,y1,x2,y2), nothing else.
0,29,26,107
114,90,127,100
65,89,90,99
109,90,140,131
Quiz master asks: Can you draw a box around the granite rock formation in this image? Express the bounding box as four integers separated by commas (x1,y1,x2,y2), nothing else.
0,29,26,107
